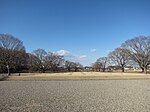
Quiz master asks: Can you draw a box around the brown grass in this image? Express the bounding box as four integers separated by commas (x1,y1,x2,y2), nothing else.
4,72,150,81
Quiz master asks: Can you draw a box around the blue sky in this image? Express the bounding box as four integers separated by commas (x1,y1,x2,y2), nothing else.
0,0,150,66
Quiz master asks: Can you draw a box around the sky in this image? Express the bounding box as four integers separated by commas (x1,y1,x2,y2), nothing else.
0,0,150,66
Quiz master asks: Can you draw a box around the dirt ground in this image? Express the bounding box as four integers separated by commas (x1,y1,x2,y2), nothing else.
1,80,150,112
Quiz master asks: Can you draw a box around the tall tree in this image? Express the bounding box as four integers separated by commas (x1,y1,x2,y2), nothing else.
27,53,41,72
96,57,108,72
109,48,130,72
72,62,83,72
64,61,83,72
92,61,102,72
32,49,47,72
0,34,26,75
44,52,64,72
65,61,74,72
122,36,150,74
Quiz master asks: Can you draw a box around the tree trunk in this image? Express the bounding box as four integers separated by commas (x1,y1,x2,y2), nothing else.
121,67,124,72
8,68,10,76
141,67,144,73
7,65,10,76
68,68,70,72
75,68,77,72
102,68,105,72
99,69,100,72
141,66,148,74
144,67,147,74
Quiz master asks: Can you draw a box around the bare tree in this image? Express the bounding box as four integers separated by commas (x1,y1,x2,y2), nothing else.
44,52,64,72
92,61,102,72
122,36,150,74
0,47,10,74
0,34,26,75
109,48,130,72
93,57,108,72
32,49,47,61
32,49,47,72
65,61,74,72
73,62,83,72
0,34,25,51
27,53,41,72
96,57,108,72
64,61,83,72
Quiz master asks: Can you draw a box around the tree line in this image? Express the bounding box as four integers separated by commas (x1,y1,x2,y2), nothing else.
0,34,83,75
93,36,150,74
0,34,150,74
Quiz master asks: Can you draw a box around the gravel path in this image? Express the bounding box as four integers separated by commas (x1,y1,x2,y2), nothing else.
0,80,150,112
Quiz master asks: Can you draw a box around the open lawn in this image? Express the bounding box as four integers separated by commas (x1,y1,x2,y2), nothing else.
4,72,150,81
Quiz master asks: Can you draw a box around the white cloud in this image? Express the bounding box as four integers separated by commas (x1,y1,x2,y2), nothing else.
67,55,87,62
55,50,87,64
55,50,70,56
78,55,87,59
90,48,96,52
75,55,87,61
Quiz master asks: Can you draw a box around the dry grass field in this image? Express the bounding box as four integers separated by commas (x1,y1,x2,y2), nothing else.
4,72,150,81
